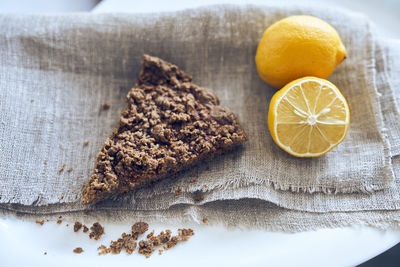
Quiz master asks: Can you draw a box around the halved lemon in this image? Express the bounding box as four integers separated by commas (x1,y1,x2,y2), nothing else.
268,77,350,157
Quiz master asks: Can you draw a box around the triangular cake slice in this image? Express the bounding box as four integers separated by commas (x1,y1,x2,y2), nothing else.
82,55,247,204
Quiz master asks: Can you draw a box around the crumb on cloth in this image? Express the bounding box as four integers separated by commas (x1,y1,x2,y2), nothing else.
58,163,66,174
101,103,110,110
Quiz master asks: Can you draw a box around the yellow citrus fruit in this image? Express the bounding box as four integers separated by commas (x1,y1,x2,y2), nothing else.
268,77,350,157
255,15,347,88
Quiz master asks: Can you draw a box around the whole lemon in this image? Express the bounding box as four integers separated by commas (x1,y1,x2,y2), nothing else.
255,15,347,88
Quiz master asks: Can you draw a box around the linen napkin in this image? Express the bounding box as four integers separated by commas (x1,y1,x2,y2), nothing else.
0,5,399,224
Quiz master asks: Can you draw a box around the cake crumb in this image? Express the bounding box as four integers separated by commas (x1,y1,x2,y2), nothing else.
74,221,83,232
35,220,44,226
163,228,194,251
83,141,89,147
73,247,83,254
131,222,149,239
83,225,89,233
202,217,208,224
58,163,66,174
97,245,110,255
138,229,173,258
138,240,154,258
163,236,178,250
98,223,149,255
43,160,47,165
109,233,137,254
89,222,104,240
178,228,194,241
101,103,110,110
43,252,47,255
94,221,193,258
193,193,204,202
57,216,62,224
59,195,64,200
175,187,183,197
66,224,69,227
203,184,208,189
67,167,74,172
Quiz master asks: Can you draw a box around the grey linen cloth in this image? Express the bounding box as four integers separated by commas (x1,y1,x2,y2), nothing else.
1,5,400,231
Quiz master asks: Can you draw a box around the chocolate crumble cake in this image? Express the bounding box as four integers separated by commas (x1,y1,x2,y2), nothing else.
82,55,247,204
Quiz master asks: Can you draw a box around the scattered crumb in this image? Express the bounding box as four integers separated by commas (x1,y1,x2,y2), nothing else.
66,224,69,227
43,252,47,255
193,193,204,202
98,222,149,255
163,236,178,250
175,187,183,197
58,163,66,174
178,228,194,241
73,247,83,254
57,216,62,224
35,220,44,226
59,195,64,200
202,217,208,224
146,230,154,239
89,222,104,240
163,229,194,251
138,240,154,258
101,103,110,110
83,225,89,233
97,245,110,255
131,222,149,239
67,167,74,172
93,222,193,258
43,160,47,165
74,221,83,232
203,184,208,189
109,233,137,254
83,141,89,147
138,229,174,258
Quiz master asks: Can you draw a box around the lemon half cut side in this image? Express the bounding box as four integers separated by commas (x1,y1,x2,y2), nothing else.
268,77,350,157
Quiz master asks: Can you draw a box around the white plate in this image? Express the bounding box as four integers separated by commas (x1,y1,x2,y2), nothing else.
1,1,400,266
1,216,400,267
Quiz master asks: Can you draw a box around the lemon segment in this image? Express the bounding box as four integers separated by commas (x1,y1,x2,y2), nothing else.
268,77,350,157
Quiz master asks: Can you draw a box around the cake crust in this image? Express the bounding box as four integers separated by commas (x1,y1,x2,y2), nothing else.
82,55,247,204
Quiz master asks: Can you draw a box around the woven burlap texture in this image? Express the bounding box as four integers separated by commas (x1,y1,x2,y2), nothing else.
1,6,400,231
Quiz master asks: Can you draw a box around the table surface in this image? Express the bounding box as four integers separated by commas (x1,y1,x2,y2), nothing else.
93,1,400,266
